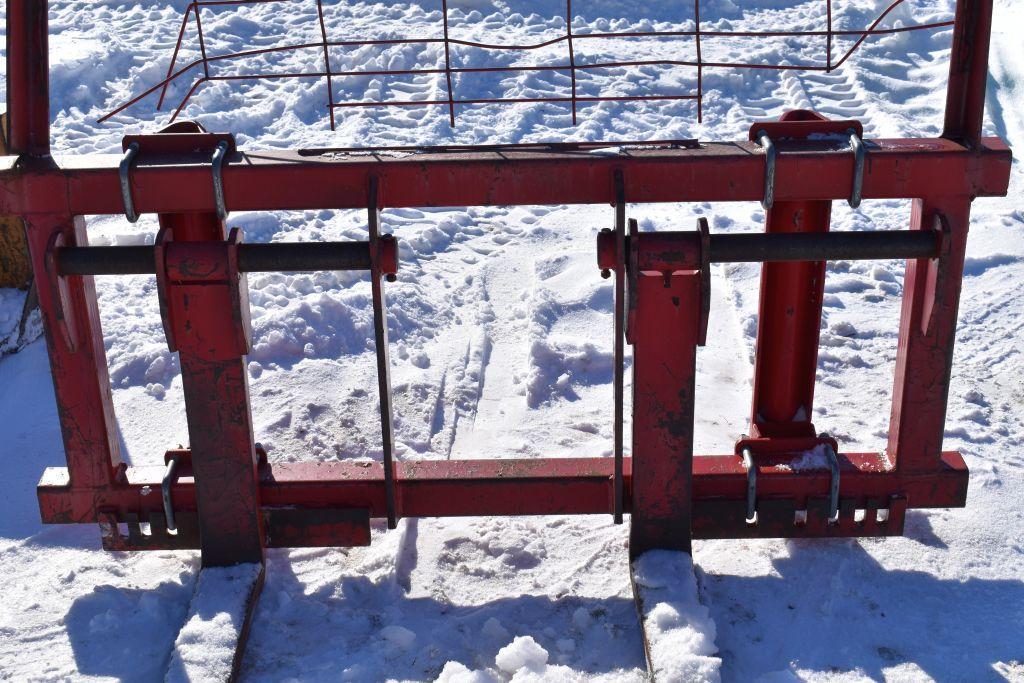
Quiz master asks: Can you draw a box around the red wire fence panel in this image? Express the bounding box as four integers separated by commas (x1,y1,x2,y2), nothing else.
100,0,955,130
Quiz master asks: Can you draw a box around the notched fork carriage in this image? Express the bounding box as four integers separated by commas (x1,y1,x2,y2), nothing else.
0,0,1012,678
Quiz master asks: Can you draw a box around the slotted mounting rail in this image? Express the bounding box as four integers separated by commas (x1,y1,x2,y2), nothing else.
0,0,1011,679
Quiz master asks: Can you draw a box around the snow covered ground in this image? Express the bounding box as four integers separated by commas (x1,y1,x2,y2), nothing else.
0,0,1023,680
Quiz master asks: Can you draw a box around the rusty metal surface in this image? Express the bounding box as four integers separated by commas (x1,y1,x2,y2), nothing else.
888,199,974,473
157,207,264,567
629,270,701,557
40,450,968,547
0,137,1011,217
25,214,125,490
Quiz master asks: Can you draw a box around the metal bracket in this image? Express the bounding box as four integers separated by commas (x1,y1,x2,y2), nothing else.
119,142,140,223
153,225,176,352
756,130,776,211
626,217,639,343
43,231,78,353
848,130,866,208
697,216,711,346
923,211,952,336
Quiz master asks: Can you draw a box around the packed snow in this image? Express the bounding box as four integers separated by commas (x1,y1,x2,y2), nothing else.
1,0,1023,680
165,563,264,683
633,551,722,682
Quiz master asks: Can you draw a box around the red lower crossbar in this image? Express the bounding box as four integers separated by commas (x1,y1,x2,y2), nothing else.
37,451,967,547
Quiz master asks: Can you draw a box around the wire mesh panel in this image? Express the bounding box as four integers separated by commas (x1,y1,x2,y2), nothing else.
101,0,954,130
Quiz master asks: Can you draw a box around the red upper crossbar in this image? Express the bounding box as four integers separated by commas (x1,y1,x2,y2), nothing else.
99,0,954,130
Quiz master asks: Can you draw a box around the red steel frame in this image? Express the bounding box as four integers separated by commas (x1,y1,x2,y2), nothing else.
0,0,1007,671
0,0,1012,674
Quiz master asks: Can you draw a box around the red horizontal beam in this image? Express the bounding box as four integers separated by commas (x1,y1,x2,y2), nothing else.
39,452,968,527
1,137,1010,216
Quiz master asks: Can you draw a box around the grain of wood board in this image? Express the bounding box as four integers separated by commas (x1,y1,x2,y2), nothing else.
0,113,32,289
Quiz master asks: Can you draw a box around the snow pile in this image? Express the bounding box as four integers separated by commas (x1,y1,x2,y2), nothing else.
495,635,549,673
165,563,264,683
437,635,590,682
632,551,721,683
775,443,832,472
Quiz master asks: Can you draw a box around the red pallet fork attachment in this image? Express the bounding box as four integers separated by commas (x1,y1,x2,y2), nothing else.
1,0,1009,678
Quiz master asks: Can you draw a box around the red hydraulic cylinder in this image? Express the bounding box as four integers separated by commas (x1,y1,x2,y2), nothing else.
749,199,832,441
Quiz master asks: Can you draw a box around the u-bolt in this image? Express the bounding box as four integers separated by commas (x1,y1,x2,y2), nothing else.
161,453,181,532
119,142,141,223
211,140,230,220
757,131,776,211
823,442,841,522
848,131,866,209
742,447,757,523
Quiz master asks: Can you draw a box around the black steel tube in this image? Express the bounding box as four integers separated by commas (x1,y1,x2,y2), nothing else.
56,241,373,276
239,242,372,272
709,230,939,264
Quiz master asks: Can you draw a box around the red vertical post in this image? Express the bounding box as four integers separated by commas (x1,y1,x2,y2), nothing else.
889,0,993,472
6,0,51,156
157,211,264,567
749,200,832,441
942,0,994,147
629,271,700,557
25,215,124,493
887,198,970,473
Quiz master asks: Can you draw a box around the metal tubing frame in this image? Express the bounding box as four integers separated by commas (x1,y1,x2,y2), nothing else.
1,1,1011,553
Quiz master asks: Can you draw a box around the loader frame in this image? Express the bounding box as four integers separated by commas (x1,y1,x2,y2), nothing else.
1,0,1011,678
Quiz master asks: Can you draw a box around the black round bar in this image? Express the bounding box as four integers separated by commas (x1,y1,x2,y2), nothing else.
59,229,939,277
56,241,373,276
708,229,939,263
